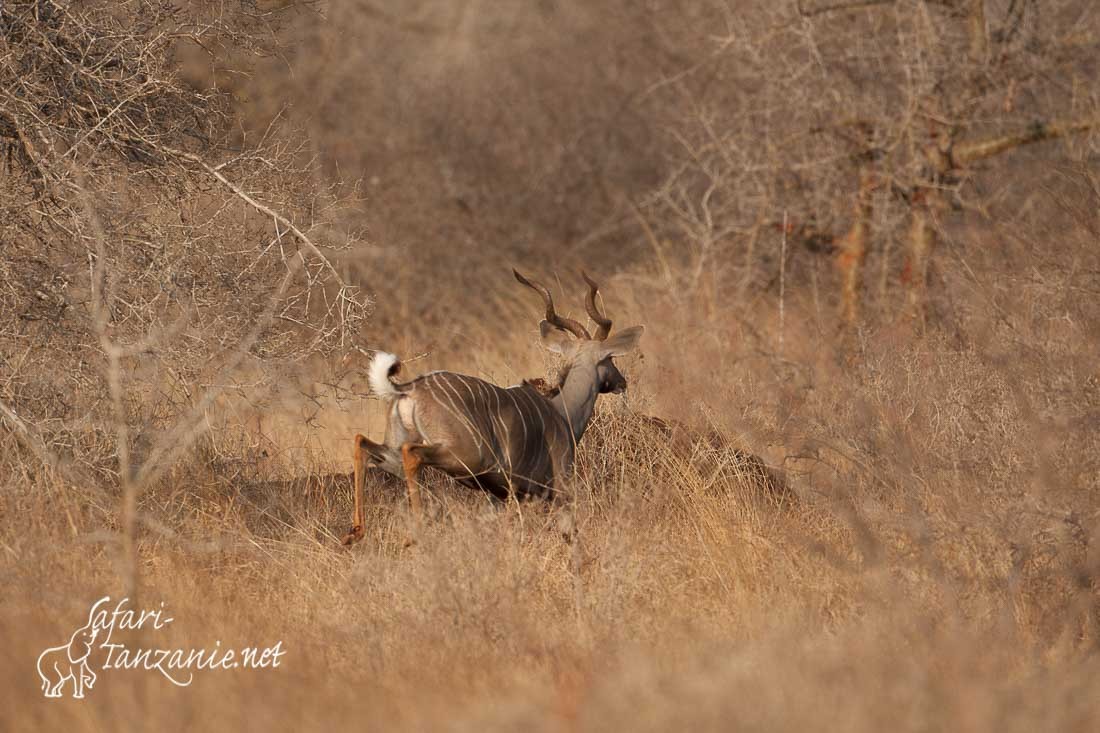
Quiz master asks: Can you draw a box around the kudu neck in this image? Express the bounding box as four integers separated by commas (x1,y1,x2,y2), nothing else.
550,361,599,444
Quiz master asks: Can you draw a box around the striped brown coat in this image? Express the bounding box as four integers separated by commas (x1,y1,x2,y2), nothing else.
364,369,575,501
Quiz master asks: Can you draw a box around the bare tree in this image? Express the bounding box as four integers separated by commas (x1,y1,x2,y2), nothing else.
636,0,1099,329
0,0,368,593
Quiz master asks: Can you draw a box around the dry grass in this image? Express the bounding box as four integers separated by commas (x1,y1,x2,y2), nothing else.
3,1,1100,730
4,271,1099,730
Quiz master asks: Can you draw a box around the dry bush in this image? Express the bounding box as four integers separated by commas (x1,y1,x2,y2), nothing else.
0,1,367,482
3,1,1100,731
0,0,370,596
631,0,1100,325
6,241,1098,728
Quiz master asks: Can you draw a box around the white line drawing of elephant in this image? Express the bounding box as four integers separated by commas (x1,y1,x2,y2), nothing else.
37,620,99,698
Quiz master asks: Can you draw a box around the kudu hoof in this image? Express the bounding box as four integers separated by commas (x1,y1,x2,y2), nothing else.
341,525,364,546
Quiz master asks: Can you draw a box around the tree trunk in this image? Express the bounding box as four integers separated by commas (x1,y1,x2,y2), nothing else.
836,166,876,325
967,0,989,63
905,187,938,326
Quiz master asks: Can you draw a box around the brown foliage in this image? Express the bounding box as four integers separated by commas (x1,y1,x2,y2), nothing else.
0,0,368,477
2,1,1100,730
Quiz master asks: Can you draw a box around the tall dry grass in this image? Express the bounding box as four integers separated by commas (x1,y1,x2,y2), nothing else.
3,1,1099,731
4,252,1098,729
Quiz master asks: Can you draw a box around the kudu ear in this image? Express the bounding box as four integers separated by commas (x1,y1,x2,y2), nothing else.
539,320,577,355
600,325,644,358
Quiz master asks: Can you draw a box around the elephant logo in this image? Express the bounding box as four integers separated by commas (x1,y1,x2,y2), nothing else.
37,608,101,699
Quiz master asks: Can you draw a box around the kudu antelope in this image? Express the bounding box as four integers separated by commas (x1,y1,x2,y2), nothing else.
341,270,644,545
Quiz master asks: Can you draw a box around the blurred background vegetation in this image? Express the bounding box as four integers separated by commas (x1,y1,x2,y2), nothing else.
1,1,1098,730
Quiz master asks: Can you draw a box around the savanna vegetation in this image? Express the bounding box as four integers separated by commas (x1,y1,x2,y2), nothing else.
2,1,1098,730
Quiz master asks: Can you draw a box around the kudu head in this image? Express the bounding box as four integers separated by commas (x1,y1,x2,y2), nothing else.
513,269,644,396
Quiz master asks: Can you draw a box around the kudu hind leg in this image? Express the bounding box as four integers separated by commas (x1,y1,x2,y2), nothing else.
341,433,372,546
400,443,428,520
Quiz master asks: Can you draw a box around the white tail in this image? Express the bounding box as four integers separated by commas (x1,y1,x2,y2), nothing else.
368,352,401,399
